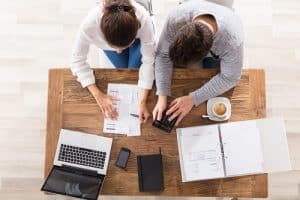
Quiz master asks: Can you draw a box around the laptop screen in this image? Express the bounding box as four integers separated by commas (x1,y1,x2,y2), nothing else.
41,166,104,200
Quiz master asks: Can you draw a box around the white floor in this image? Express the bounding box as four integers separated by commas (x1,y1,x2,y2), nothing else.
0,0,300,199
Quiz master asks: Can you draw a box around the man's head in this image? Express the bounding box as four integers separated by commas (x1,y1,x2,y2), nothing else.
101,0,141,51
169,22,213,67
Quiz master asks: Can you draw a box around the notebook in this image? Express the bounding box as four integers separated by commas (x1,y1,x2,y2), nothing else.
137,153,164,192
176,118,291,182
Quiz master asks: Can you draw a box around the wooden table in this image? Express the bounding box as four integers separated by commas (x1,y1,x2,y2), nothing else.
45,68,267,198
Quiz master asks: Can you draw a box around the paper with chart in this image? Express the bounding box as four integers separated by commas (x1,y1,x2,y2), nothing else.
178,125,224,181
220,120,264,176
177,119,291,182
103,83,140,136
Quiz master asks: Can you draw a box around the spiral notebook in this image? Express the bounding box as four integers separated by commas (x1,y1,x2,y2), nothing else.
176,118,291,182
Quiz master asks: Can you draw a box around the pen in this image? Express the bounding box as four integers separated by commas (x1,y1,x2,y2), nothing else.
130,113,139,118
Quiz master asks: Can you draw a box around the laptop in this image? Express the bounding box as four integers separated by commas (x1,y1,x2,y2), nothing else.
41,129,113,200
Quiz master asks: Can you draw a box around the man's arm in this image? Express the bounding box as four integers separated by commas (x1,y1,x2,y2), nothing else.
155,17,175,97
152,16,176,120
166,44,244,126
189,44,244,106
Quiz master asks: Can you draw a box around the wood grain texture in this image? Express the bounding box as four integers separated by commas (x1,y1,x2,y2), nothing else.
45,68,267,197
44,69,64,178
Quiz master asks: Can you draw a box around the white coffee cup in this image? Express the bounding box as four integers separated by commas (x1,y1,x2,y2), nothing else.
212,102,228,118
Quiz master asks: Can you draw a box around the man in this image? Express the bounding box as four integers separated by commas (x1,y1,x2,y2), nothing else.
152,0,244,126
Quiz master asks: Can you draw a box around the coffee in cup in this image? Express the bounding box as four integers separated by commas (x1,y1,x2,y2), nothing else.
212,102,227,118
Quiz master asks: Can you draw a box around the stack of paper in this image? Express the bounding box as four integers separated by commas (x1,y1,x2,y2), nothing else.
103,83,140,136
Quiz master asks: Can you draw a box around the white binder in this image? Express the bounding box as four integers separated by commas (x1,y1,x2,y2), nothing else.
176,118,291,182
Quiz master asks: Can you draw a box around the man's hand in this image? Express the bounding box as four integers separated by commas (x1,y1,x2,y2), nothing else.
139,102,150,123
88,84,119,120
152,96,167,121
166,95,194,126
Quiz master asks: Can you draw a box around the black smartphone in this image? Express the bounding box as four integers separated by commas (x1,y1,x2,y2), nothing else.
115,147,131,169
152,110,177,133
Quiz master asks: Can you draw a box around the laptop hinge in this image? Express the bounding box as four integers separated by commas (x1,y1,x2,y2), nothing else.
61,165,99,177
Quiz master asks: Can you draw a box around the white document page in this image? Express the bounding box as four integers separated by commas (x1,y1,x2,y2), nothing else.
220,120,264,176
179,125,224,181
256,118,292,172
103,83,140,136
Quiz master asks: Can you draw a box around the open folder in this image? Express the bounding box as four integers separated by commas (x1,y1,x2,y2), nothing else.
176,118,291,182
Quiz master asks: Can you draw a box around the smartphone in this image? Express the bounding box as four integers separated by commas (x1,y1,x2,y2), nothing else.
115,147,131,169
152,110,177,133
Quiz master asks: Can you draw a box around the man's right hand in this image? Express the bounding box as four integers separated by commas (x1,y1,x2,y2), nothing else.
152,96,167,121
88,84,119,120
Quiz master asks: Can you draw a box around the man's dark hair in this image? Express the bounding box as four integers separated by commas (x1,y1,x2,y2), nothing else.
169,22,213,67
101,0,141,47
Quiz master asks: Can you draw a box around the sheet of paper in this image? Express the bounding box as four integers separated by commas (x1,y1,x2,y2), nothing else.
220,120,264,176
256,118,291,173
103,83,140,136
178,125,224,181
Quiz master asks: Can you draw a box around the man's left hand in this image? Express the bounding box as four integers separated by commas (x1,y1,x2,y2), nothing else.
166,95,194,126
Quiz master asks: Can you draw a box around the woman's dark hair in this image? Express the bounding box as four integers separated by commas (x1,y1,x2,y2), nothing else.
101,0,141,47
169,22,213,67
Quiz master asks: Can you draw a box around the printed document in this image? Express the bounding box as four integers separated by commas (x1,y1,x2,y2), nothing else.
221,121,264,176
177,120,265,182
178,125,224,181
103,83,140,136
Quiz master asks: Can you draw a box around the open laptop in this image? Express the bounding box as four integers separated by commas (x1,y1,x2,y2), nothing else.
41,129,113,200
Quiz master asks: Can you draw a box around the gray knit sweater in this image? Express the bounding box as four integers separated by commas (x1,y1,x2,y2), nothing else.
155,0,244,106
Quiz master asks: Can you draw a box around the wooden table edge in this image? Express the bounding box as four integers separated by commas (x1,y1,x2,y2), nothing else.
249,69,268,198
44,69,64,178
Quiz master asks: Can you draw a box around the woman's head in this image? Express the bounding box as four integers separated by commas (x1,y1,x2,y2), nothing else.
101,0,141,50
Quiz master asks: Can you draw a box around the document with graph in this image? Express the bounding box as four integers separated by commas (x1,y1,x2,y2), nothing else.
103,83,140,136
176,118,291,182
177,124,225,182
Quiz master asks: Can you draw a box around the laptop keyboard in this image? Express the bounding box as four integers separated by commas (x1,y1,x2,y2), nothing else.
58,144,107,169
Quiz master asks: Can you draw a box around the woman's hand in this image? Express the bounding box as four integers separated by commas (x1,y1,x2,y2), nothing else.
152,96,167,121
88,84,119,119
166,95,194,126
139,102,150,123
138,89,151,123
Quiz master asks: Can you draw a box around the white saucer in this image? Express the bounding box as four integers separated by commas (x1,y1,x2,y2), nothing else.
206,97,231,122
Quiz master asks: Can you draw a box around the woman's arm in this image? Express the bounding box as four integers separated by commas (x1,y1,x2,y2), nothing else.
136,13,156,123
137,14,156,90
70,30,95,88
70,19,119,119
88,84,119,119
139,88,151,123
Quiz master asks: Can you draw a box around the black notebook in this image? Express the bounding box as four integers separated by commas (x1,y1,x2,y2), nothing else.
137,153,164,192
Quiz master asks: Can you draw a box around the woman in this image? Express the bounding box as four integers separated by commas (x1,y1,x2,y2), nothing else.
71,0,155,123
